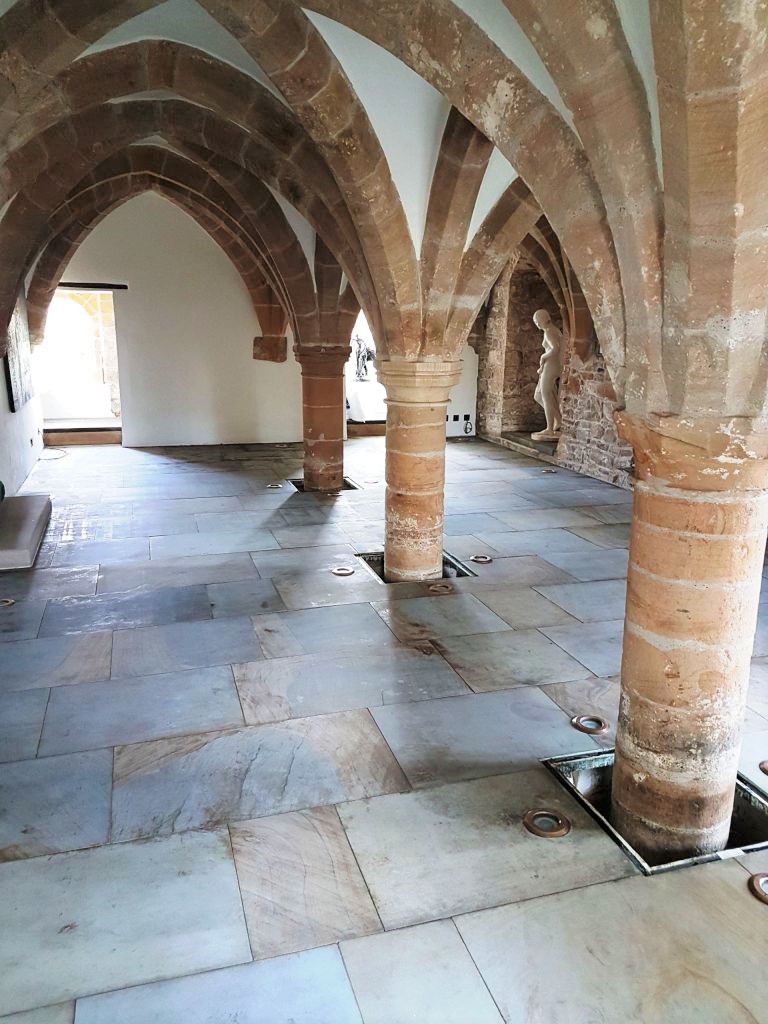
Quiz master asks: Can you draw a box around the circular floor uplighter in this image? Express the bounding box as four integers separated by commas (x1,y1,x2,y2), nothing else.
523,809,571,839
428,582,453,594
331,566,355,577
571,714,609,735
470,554,493,564
759,760,768,777
266,483,282,489
748,873,768,906
0,598,15,607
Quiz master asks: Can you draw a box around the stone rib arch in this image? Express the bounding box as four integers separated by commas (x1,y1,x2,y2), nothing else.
58,145,318,344
444,179,542,356
420,108,494,356
501,0,664,409
26,170,301,352
298,0,627,392
0,99,380,355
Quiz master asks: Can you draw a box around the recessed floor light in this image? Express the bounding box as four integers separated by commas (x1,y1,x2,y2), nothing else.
470,554,493,564
571,714,609,735
331,566,355,577
523,808,571,839
748,873,768,906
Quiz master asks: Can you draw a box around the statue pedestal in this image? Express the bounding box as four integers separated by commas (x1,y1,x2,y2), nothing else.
501,430,558,458
0,494,52,570
530,429,561,442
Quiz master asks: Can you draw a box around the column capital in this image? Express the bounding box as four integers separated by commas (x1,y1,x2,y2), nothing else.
377,359,462,404
616,412,768,491
295,344,350,377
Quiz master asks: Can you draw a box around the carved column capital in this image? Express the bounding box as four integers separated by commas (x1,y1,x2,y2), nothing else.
376,359,462,405
295,344,351,378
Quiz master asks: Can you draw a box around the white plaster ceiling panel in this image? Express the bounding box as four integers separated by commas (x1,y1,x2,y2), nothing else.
613,0,663,181
304,9,451,255
0,1,17,15
79,0,285,103
465,147,518,250
266,186,317,287
449,0,576,133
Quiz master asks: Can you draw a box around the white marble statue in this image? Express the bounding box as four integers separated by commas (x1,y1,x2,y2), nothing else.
531,308,563,440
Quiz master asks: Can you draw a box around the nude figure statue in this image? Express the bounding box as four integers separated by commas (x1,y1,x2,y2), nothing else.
531,309,563,440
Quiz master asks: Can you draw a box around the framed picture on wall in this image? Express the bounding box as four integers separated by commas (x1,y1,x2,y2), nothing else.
3,295,34,413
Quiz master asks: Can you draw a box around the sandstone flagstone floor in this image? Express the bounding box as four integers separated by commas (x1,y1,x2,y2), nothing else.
0,438,767,1021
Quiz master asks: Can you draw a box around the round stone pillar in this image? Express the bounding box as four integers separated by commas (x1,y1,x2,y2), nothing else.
297,346,350,492
612,413,768,861
377,360,462,582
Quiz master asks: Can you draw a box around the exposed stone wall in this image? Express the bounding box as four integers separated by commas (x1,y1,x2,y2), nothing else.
556,347,633,488
477,265,632,489
502,271,554,433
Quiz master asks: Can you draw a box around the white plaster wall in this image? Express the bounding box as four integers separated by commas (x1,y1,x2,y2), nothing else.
446,344,479,437
466,148,518,250
63,192,303,447
305,10,450,255
0,385,43,495
614,0,663,181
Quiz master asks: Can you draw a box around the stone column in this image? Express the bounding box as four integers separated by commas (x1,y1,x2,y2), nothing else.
296,346,350,491
378,360,463,582
476,261,512,437
611,413,768,861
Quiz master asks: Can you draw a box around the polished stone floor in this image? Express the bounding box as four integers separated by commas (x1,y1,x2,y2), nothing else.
0,438,766,1021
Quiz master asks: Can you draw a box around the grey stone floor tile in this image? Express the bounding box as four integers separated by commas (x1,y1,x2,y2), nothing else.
536,485,632,508
738,729,768,793
271,524,351,549
0,749,112,861
456,862,766,1024
474,586,577,628
748,659,768,719
0,689,49,762
139,496,244,514
740,848,768,874
51,539,149,568
150,528,280,560
753,603,768,656
0,830,251,1015
251,544,358,579
111,615,263,677
111,710,409,842
39,586,211,637
0,601,46,644
538,547,629,581
444,493,537,514
0,1004,73,1023
0,567,98,602
443,513,511,535
264,603,396,654
575,502,634,524
491,507,598,531
0,633,112,693
341,920,503,1024
477,528,601,558
436,628,590,691
371,688,597,786
38,667,244,756
339,768,635,929
230,806,381,959
271,570,393,610
449,554,575,587
567,522,631,548
73,946,362,1024
208,578,285,618
540,676,621,747
372,593,509,642
96,552,258,595
541,619,624,677
234,645,466,723
194,510,286,532
534,578,627,622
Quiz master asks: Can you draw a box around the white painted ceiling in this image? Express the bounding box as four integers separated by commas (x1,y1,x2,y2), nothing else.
1,0,662,260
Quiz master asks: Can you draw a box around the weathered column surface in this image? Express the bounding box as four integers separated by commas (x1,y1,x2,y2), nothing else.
476,261,512,437
296,346,349,492
378,359,462,582
611,413,768,861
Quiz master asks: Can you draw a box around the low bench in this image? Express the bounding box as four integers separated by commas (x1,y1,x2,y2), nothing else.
0,493,52,570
